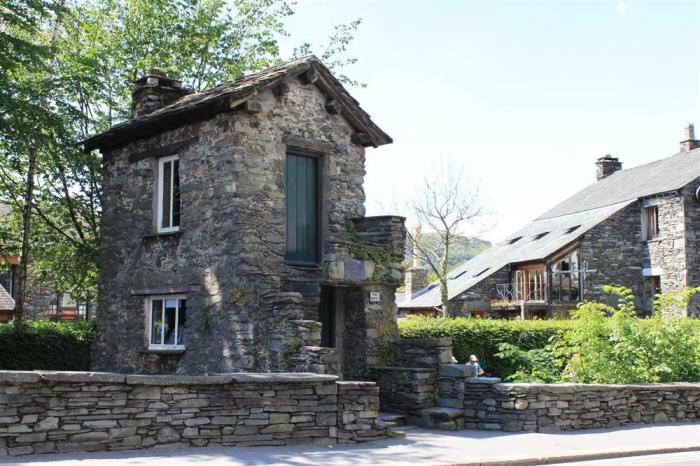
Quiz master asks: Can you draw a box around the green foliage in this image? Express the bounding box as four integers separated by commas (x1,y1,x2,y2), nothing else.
0,0,365,306
0,321,96,370
399,287,700,383
398,316,570,378
344,220,393,266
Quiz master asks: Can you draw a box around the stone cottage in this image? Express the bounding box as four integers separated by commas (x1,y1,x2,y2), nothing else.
399,127,700,318
83,56,406,377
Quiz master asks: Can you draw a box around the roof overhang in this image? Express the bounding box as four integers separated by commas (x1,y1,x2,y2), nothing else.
83,57,392,153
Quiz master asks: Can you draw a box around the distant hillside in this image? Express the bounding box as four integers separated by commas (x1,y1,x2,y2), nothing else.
405,233,491,270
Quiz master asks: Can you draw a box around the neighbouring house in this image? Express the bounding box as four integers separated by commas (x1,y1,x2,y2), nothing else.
0,203,91,323
83,56,406,376
399,126,700,319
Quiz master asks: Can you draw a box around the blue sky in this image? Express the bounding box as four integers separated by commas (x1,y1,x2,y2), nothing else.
279,0,699,242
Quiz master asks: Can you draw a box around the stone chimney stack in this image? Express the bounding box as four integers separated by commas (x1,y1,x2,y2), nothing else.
595,154,623,181
405,227,428,297
680,124,700,151
131,69,193,119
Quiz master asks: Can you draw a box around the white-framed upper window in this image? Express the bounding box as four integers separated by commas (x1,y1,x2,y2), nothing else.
158,155,181,233
148,295,187,350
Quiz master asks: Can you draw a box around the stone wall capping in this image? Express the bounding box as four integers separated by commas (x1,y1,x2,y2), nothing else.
0,371,42,383
495,382,700,392
226,373,339,383
125,374,234,385
466,377,502,384
394,337,452,348
439,364,469,377
39,371,125,383
373,366,436,373
336,381,376,388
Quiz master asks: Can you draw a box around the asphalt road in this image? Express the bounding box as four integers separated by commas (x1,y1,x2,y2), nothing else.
554,451,700,465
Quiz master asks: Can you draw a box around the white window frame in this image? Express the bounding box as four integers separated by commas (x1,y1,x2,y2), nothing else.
157,155,180,233
147,295,186,351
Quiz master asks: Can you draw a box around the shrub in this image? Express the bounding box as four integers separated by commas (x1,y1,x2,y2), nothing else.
398,317,571,378
0,321,96,371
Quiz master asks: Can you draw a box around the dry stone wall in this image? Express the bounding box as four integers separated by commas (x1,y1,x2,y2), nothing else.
0,371,387,457
459,377,700,432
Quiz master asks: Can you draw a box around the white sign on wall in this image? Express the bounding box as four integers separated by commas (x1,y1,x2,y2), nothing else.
369,292,381,303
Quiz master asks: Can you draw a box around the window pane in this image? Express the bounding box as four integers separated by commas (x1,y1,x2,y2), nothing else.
161,161,172,229
151,299,163,345
178,299,187,345
172,159,180,228
571,271,580,301
163,299,177,345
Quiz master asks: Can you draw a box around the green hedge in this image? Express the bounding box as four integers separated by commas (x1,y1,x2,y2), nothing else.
0,321,96,371
398,317,573,378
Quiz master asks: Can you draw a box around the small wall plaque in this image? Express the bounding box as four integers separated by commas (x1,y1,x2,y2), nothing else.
369,292,381,303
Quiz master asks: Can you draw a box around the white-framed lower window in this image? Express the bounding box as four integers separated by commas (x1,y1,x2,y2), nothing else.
148,295,187,350
157,155,181,233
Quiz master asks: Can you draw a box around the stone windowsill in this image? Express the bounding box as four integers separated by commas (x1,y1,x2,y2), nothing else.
143,230,183,240
145,346,186,355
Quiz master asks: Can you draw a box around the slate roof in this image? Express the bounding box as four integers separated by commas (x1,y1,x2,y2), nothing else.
0,284,14,311
399,148,700,309
84,56,392,152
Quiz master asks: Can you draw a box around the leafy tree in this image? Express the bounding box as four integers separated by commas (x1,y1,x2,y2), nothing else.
0,0,364,319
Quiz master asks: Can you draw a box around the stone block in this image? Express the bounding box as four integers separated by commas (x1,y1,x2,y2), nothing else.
156,426,181,443
34,417,59,431
129,387,161,400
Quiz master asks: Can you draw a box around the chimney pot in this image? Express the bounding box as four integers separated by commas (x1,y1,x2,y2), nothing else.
681,123,700,151
595,154,622,181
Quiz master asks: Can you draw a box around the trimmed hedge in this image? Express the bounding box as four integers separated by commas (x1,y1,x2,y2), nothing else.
0,321,96,371
398,317,573,378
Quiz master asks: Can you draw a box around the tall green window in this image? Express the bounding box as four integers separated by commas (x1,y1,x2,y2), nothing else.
285,153,320,265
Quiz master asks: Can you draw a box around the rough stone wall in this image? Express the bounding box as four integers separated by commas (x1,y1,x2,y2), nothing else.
682,181,700,317
448,267,510,317
580,203,645,313
94,77,396,375
641,193,687,315
460,377,700,432
0,371,386,457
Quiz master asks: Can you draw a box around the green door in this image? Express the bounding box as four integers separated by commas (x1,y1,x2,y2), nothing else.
285,153,320,265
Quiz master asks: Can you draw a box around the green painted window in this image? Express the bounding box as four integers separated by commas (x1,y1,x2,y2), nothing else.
285,153,320,264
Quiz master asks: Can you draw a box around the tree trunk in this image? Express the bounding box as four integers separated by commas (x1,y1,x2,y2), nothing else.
13,144,37,331
438,240,450,317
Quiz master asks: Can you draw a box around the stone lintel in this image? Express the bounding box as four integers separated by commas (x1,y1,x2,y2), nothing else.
130,285,200,296
283,134,339,155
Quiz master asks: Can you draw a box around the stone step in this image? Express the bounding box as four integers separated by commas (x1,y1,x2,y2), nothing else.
424,407,464,431
379,412,407,426
374,419,398,429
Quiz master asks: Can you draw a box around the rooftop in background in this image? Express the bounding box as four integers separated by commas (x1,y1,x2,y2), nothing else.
400,147,700,309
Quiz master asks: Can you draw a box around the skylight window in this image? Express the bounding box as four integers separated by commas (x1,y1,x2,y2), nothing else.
533,232,549,240
473,267,490,278
507,236,523,245
565,225,581,235
448,270,467,280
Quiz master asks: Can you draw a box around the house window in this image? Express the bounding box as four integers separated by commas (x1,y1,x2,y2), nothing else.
642,206,658,240
551,251,581,303
148,296,187,349
514,267,546,301
285,153,320,265
158,156,181,233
